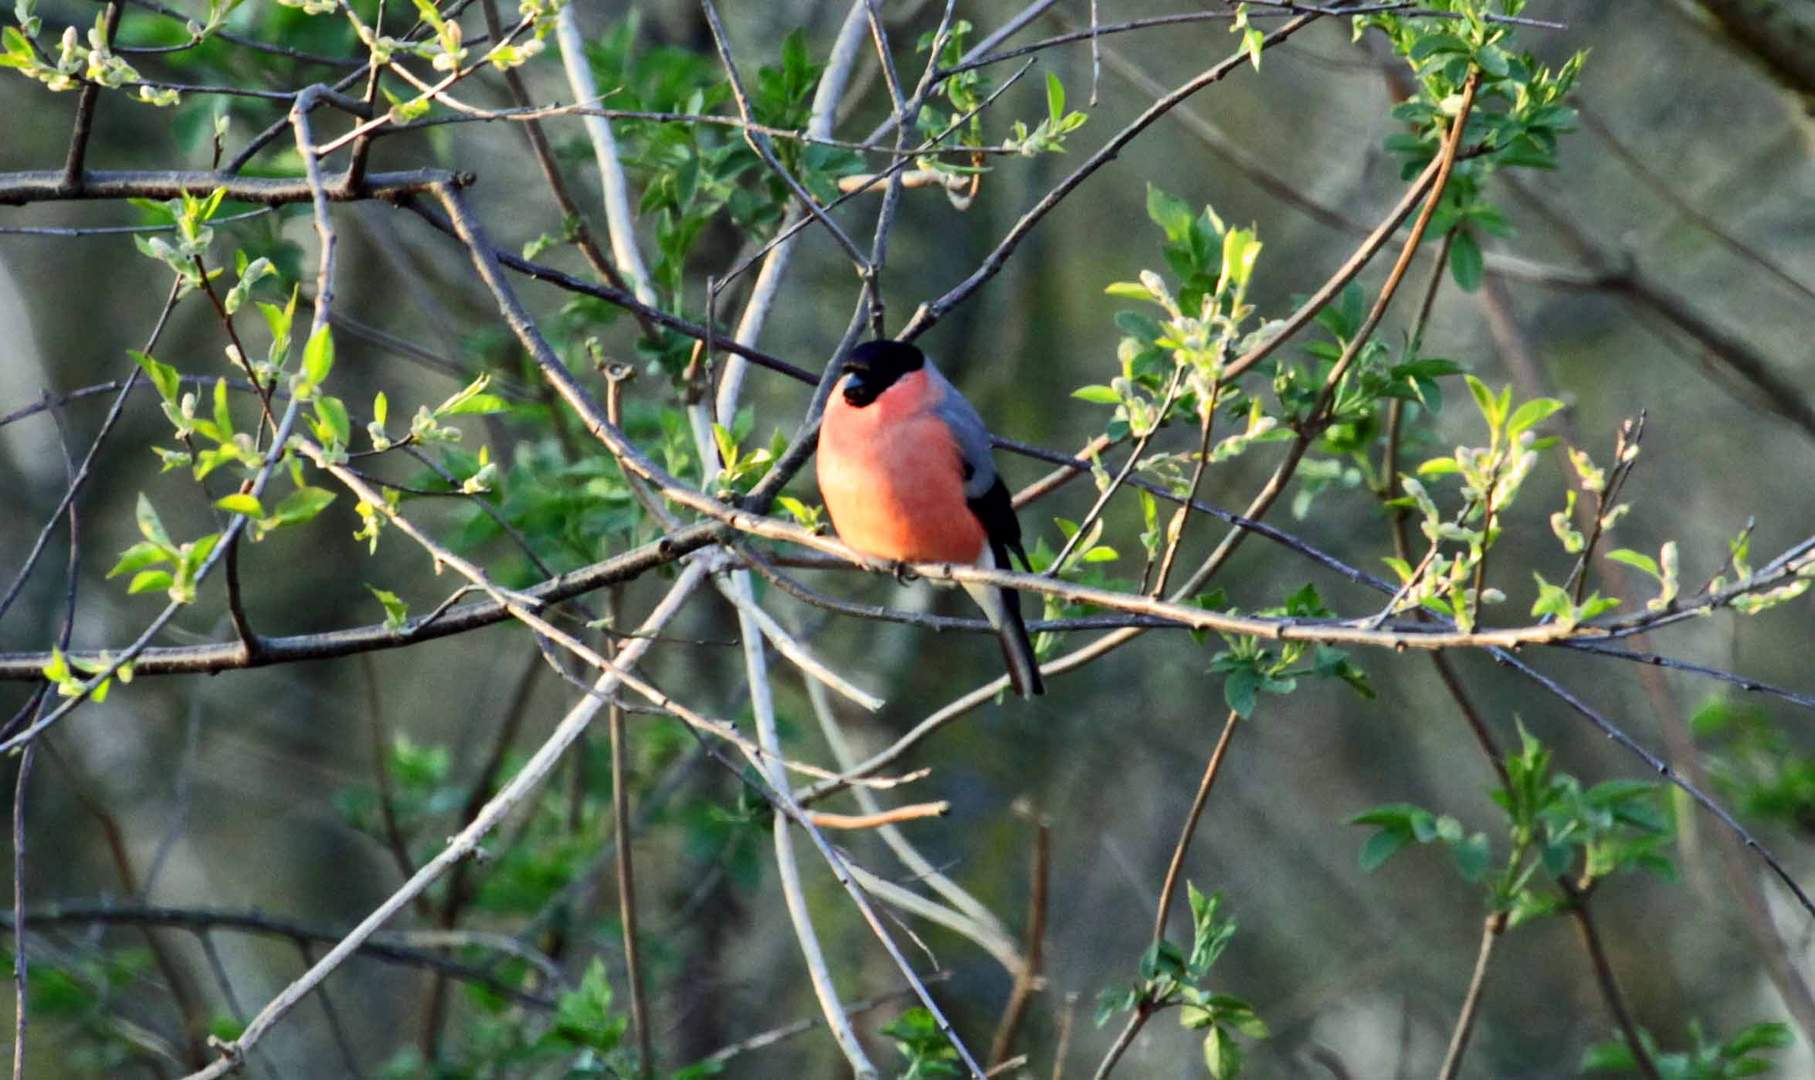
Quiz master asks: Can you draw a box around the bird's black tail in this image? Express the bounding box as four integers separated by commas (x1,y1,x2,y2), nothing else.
992,582,1044,697
964,541,1044,697
966,478,1044,696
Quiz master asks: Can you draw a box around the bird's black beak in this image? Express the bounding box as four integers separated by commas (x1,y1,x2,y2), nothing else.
840,364,878,407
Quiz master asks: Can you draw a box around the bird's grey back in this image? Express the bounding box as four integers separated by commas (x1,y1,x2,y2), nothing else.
925,361,998,498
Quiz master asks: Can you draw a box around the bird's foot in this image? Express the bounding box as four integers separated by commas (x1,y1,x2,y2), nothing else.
891,560,919,584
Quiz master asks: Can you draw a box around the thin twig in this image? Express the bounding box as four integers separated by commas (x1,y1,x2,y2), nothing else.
1568,895,1660,1080
609,630,656,1077
10,743,33,1080
987,812,1050,1066
1151,710,1242,947
1436,911,1507,1079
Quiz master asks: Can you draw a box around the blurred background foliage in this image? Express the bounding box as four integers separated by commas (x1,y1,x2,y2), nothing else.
1,0,1814,1077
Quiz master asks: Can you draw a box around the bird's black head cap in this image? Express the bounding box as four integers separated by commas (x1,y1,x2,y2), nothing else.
839,339,924,407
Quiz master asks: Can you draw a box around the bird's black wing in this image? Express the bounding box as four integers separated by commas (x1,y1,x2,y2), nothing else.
966,475,1029,570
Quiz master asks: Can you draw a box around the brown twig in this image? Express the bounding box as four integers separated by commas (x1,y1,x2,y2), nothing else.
1151,710,1243,947
1436,911,1507,1079
610,632,656,1078
988,813,1050,1066
10,744,32,1080
1567,891,1661,1080
57,2,122,193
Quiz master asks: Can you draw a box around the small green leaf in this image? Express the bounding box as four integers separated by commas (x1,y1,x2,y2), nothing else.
215,493,264,518
269,486,336,526
1203,1024,1243,1079
107,541,170,578
135,493,172,546
128,569,174,595
1449,228,1483,291
1506,397,1564,439
131,350,182,404
313,396,351,447
1145,184,1196,245
1580,1041,1637,1073
433,374,499,417
441,392,508,416
1072,385,1122,404
301,324,334,386
1605,548,1659,579
366,584,409,630
1465,375,1500,429
1358,827,1413,872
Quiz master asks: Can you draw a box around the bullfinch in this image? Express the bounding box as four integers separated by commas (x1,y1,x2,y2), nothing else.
816,339,1044,697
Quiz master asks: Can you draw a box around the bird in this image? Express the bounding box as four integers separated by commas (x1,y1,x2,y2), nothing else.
815,339,1044,696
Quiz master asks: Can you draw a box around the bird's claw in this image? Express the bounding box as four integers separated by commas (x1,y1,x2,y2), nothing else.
891,560,919,584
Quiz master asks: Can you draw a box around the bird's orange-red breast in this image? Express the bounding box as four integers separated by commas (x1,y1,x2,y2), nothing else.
818,366,987,564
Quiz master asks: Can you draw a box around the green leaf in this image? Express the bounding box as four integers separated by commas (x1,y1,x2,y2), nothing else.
434,374,500,417
366,585,409,630
1072,384,1122,404
1222,666,1261,719
551,960,627,1054
1530,573,1575,626
1580,1041,1636,1072
135,493,172,546
208,377,234,441
1145,184,1196,245
131,350,182,404
269,486,336,526
1465,375,1500,429
1220,227,1262,290
128,569,174,595
107,541,169,578
1725,1021,1792,1056
1506,397,1564,439
1045,70,1064,123
1203,1024,1243,1080
441,392,508,416
1358,827,1413,872
1450,832,1491,881
1349,803,1422,829
313,395,351,447
1449,228,1482,291
215,493,264,518
1605,548,1658,579
775,496,821,527
1187,880,1211,932
41,648,70,685
301,324,334,386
